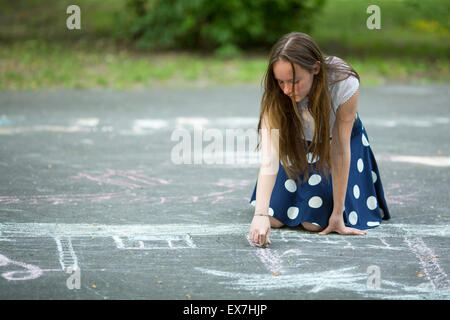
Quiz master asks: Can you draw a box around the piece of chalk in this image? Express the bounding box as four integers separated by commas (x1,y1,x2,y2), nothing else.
246,235,268,248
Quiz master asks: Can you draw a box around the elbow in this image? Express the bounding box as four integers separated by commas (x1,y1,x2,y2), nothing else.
259,157,279,176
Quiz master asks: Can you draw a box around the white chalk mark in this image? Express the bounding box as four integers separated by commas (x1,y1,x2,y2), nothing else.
0,253,44,281
195,266,450,299
124,119,169,135
404,237,450,291
0,125,89,135
195,266,368,293
342,239,355,250
74,118,99,127
1,116,447,136
280,249,303,257
363,117,449,128
0,223,449,239
0,208,24,212
176,117,209,130
379,237,390,248
134,119,168,130
253,247,285,274
112,234,196,250
54,236,78,271
214,117,258,128
365,237,403,251
378,155,450,167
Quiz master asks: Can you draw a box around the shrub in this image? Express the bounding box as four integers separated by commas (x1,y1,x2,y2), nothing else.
122,0,326,52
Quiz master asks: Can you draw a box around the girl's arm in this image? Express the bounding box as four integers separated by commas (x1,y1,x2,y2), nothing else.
249,115,279,245
319,89,366,235
254,115,279,214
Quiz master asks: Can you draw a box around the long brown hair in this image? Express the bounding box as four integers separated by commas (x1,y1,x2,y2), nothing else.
257,32,360,183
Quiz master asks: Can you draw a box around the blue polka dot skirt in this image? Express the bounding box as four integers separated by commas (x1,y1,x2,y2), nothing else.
249,114,391,230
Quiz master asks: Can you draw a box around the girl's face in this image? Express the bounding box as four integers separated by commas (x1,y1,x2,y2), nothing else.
273,60,320,102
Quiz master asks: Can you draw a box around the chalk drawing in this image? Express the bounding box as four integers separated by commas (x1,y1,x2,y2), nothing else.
0,125,89,135
0,116,447,136
0,208,23,212
246,236,284,274
70,169,170,189
363,117,449,128
377,154,450,167
383,183,420,206
404,237,450,291
0,169,206,206
0,253,43,281
0,192,126,205
74,118,99,127
54,236,79,271
195,265,450,299
365,237,403,251
0,190,249,206
112,234,196,250
1,222,449,239
0,117,108,135
280,249,303,257
133,119,169,132
195,266,368,294
176,117,210,130
0,166,419,208
1,221,449,298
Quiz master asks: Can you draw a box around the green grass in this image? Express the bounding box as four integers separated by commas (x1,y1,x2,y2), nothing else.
1,39,447,90
311,0,449,59
0,0,448,90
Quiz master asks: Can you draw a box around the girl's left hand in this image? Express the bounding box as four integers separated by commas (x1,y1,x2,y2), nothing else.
319,213,366,236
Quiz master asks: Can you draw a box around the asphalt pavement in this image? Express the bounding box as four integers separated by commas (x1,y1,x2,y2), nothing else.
0,84,449,300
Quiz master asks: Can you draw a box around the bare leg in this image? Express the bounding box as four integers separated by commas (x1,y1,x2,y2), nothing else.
269,216,284,228
301,222,324,232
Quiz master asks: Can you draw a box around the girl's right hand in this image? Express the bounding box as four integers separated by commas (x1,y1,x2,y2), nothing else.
249,215,271,246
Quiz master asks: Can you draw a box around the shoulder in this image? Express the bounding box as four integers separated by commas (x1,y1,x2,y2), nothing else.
326,56,360,108
332,75,359,107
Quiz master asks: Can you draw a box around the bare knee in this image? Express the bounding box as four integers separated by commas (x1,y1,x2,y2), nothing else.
301,222,324,232
269,216,284,228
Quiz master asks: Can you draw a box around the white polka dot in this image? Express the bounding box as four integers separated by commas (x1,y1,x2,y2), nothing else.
372,171,377,183
367,196,378,210
357,158,364,173
287,206,299,219
348,211,358,225
353,185,360,199
268,207,274,216
284,179,297,193
250,200,256,207
307,152,319,164
308,196,323,208
311,222,321,226
308,174,322,186
367,221,380,227
362,134,370,146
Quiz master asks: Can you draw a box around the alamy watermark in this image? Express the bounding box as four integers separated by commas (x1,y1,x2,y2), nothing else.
66,265,81,290
66,5,81,30
367,5,381,30
66,4,380,31
366,265,381,289
170,128,279,175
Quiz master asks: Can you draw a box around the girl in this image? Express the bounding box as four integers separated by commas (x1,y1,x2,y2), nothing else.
248,32,390,246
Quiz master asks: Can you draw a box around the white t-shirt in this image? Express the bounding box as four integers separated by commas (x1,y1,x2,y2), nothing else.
296,59,360,141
